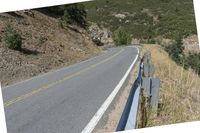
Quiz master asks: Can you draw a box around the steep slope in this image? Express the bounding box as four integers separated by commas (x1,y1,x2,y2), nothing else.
84,0,197,39
0,10,100,86
143,44,200,126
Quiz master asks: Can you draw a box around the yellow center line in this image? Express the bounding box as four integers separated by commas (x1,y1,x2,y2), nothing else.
4,49,125,108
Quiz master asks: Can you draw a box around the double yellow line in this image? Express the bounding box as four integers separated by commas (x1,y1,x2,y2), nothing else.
4,49,124,108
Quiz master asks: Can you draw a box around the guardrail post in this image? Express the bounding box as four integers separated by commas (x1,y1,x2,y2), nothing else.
149,63,154,77
150,78,160,110
141,77,151,97
143,64,150,77
141,52,160,110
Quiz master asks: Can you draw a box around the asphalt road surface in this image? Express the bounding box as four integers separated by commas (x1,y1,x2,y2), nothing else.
2,46,139,133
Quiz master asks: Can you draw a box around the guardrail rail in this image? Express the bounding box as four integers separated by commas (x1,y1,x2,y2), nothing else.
116,51,160,131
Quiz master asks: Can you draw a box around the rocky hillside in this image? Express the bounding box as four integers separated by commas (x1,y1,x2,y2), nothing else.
0,10,101,86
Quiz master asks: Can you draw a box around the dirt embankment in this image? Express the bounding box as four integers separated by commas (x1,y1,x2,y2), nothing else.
0,10,101,86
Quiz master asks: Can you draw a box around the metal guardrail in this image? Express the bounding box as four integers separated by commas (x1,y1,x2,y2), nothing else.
141,52,160,110
116,52,160,131
116,59,143,131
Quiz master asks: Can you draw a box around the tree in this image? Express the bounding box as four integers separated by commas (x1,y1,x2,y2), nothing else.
44,4,87,28
62,4,87,28
165,34,184,64
113,27,130,46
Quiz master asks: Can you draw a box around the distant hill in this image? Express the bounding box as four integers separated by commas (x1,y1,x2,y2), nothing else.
84,0,197,40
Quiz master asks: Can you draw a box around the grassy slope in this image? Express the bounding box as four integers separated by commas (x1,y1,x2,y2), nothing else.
144,44,200,126
83,0,197,39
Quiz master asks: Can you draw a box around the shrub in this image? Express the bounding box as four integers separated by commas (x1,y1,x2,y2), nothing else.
44,4,87,28
165,34,200,76
62,4,87,28
165,34,184,64
147,39,156,44
185,53,200,75
113,27,130,46
3,24,22,50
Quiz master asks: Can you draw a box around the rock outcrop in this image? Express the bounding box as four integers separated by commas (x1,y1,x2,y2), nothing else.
88,23,114,47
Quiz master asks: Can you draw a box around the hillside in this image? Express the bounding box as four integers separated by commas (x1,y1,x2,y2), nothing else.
0,10,100,86
143,44,200,127
84,0,197,40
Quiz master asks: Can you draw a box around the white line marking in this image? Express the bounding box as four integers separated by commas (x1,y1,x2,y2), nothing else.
81,47,139,133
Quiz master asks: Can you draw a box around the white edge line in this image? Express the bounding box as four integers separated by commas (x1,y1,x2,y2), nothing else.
0,83,7,133
81,47,139,133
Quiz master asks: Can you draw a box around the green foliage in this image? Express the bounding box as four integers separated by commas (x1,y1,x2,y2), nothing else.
165,34,200,76
63,4,87,28
147,39,156,44
84,0,197,39
113,27,130,46
165,35,184,64
44,6,64,16
44,4,87,28
3,24,22,50
185,53,200,75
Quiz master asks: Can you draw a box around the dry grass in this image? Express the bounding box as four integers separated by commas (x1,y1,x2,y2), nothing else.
143,44,200,127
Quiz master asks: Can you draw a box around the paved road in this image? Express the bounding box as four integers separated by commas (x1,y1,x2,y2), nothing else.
2,46,139,133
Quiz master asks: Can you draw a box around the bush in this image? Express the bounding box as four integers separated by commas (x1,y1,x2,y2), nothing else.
113,27,130,46
63,4,87,28
147,39,156,44
44,4,87,28
165,34,184,64
185,53,200,75
165,34,200,76
3,25,22,50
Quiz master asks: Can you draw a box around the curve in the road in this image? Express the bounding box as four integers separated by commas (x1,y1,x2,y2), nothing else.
4,49,124,108
2,46,139,133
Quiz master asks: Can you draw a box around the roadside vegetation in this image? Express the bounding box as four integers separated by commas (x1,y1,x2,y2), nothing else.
144,44,200,127
3,24,22,51
165,35,200,76
40,4,87,28
113,27,130,46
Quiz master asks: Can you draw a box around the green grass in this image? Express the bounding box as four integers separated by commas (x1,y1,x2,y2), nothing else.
83,0,197,39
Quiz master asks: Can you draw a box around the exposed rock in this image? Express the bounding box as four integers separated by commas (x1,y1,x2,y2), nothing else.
183,35,199,53
131,38,140,45
114,13,126,19
88,23,114,47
